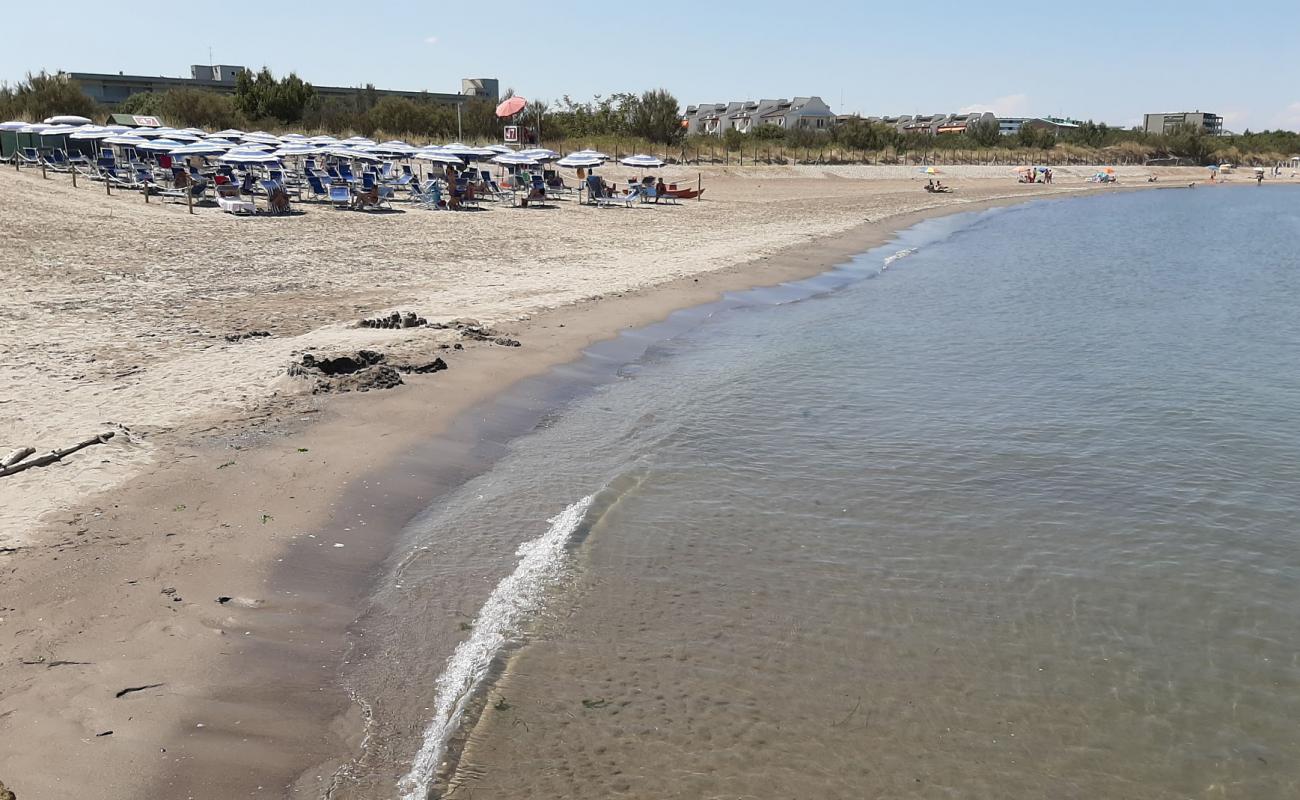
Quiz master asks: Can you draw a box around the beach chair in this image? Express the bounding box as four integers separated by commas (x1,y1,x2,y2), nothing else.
338,162,357,184
102,165,145,190
409,179,443,210
640,184,679,205
75,159,105,181
378,162,394,181
328,183,352,208
158,178,207,204
594,185,640,208
13,147,41,167
215,183,255,215
454,178,481,209
361,171,377,192
41,149,71,172
305,174,332,201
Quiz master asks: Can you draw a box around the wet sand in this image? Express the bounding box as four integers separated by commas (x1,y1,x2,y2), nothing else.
0,164,1220,798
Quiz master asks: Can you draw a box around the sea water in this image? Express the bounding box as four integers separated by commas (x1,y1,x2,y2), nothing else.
340,186,1300,799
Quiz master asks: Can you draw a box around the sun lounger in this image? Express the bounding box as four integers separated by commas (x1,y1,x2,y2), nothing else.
102,165,145,190
338,162,357,184
595,185,641,208
41,149,71,171
409,179,444,210
215,183,255,215
305,174,332,201
486,179,514,204
13,147,41,167
328,184,352,208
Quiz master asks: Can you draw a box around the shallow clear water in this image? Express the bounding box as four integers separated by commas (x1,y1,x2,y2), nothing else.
345,187,1300,799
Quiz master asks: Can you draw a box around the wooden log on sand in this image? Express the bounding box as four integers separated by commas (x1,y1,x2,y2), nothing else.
0,433,115,478
1,447,35,468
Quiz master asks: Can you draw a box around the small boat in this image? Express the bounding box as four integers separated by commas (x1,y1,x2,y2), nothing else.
665,186,705,200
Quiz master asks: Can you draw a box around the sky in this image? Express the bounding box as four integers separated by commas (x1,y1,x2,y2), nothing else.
4,0,1299,132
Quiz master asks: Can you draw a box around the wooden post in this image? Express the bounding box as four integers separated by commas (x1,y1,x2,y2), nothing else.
144,184,149,203
697,172,701,201
72,165,77,188
42,162,47,180
106,178,111,196
187,186,194,215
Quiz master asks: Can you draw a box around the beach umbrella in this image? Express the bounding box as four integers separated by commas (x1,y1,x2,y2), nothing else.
341,135,376,146
483,144,514,154
103,134,149,146
490,151,541,165
273,143,323,157
211,129,245,139
918,166,941,175
280,132,308,140
518,147,560,161
572,148,609,160
414,148,465,164
495,96,527,118
369,141,419,156
170,140,234,156
218,147,283,165
439,142,495,157
17,123,52,134
135,138,185,152
36,124,78,137
241,130,283,144
323,145,381,162
43,114,92,126
0,121,27,131
307,135,338,144
619,154,665,168
556,153,604,168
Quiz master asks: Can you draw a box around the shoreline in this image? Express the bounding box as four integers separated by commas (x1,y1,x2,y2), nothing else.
0,177,1200,798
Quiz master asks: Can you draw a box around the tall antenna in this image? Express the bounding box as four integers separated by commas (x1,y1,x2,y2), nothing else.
208,46,213,65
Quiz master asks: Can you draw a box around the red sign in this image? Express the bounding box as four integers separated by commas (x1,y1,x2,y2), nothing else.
503,125,519,144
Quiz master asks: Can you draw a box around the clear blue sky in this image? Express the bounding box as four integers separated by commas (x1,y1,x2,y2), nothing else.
4,0,1298,132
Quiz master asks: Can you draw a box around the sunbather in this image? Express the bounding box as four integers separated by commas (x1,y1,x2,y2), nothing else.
351,185,380,210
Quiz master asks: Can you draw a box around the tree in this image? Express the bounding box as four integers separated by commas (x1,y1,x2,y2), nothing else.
0,72,99,122
967,118,1001,147
234,67,315,123
1163,122,1216,164
628,89,683,144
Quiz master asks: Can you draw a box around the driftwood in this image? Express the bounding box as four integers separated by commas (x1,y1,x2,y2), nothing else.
2,447,35,468
0,432,115,478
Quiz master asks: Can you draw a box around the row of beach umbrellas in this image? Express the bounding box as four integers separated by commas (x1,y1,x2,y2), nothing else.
3,119,667,169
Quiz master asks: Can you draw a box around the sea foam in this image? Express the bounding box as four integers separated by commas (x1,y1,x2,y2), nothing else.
397,495,595,800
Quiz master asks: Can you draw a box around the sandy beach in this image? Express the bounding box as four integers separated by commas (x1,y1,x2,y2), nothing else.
0,162,1229,797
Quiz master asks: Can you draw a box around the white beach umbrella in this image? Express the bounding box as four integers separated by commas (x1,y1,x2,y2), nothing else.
43,114,92,126
483,144,514,155
490,152,541,165
556,153,604,168
413,148,465,164
103,134,150,146
441,142,495,157
619,154,665,168
218,147,283,165
241,130,283,144
573,148,609,160
133,127,176,138
1,121,27,131
323,145,382,162
211,129,245,139
518,147,560,161
170,140,234,156
273,143,323,157
368,141,419,156
280,132,308,140
17,123,52,134
341,135,376,146
307,135,338,144
36,124,78,136
135,138,185,152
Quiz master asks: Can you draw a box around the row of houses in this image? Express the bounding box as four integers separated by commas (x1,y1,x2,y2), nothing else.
681,98,836,136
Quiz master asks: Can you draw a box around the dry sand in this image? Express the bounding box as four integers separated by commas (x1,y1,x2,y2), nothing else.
0,161,1224,798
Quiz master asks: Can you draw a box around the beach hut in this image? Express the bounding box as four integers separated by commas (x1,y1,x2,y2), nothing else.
0,120,25,158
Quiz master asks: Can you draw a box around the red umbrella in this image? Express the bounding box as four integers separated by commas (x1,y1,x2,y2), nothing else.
495,96,527,118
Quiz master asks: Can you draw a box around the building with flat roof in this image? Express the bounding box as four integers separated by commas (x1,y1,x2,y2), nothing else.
65,65,499,108
1143,111,1223,136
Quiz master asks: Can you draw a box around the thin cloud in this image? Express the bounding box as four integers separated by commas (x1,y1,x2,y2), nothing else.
959,93,1030,117
423,35,439,45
